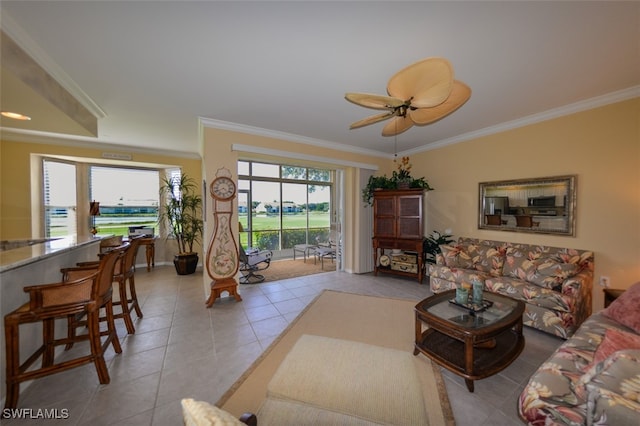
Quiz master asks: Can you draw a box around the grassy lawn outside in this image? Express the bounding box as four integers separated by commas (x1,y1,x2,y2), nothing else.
52,212,330,250
242,212,329,230
240,212,330,249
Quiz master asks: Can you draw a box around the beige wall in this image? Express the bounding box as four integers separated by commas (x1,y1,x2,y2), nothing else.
0,139,203,263
409,98,639,309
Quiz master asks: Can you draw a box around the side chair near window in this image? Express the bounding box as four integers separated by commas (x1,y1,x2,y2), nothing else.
75,235,145,334
314,239,337,270
3,244,128,411
239,245,273,284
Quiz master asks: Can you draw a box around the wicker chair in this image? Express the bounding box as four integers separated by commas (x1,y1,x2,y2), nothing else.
76,235,144,334
3,244,128,410
99,235,123,253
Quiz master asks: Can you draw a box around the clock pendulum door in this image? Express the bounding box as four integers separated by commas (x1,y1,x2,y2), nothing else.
205,170,242,307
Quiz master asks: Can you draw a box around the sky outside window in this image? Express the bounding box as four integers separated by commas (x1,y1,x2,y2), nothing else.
90,167,159,206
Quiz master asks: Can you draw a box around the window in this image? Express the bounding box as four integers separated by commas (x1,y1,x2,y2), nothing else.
43,160,77,237
238,161,332,252
90,166,160,236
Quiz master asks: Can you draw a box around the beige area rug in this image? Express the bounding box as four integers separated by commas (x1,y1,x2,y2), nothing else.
218,290,454,425
260,257,336,282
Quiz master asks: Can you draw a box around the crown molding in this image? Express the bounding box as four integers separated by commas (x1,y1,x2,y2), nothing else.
0,127,201,160
403,86,640,156
1,13,106,119
199,117,388,159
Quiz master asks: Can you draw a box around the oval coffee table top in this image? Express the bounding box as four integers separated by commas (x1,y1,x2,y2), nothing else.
415,290,524,331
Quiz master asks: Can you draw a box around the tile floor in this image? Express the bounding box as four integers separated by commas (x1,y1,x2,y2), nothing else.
3,265,563,425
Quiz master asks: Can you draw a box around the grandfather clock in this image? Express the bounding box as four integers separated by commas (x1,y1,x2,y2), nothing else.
205,168,242,307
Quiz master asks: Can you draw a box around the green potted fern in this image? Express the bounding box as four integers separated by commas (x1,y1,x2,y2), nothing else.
362,156,434,206
159,173,204,275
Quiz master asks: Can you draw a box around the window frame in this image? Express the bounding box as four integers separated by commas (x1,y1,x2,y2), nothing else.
238,160,334,252
38,155,170,239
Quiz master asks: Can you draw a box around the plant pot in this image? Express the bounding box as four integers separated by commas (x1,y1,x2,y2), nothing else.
174,253,199,275
397,181,411,189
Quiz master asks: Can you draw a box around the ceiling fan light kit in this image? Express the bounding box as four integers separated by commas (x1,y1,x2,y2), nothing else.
345,57,471,136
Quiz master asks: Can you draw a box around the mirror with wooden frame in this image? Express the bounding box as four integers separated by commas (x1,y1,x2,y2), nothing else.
478,175,577,236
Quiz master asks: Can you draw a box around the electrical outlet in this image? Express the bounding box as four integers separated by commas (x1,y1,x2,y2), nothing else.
599,276,611,288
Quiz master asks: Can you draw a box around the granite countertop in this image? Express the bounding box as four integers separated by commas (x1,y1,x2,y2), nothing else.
0,235,103,273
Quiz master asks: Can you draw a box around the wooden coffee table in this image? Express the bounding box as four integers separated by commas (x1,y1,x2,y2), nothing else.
414,290,525,392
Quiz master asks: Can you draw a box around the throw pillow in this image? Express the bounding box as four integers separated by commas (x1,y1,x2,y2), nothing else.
440,245,474,269
181,398,245,426
502,247,537,280
602,281,640,334
464,244,505,275
582,328,640,372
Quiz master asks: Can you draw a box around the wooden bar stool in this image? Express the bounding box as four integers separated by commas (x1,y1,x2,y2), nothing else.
3,244,127,411
74,235,144,334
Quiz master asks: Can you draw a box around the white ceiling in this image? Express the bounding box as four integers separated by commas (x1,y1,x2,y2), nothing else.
1,1,638,158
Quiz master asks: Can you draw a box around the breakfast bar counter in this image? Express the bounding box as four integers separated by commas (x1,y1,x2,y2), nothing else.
0,236,102,273
0,236,103,403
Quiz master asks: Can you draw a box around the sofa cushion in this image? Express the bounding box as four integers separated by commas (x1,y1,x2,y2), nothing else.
602,281,640,334
527,260,579,290
267,334,428,425
440,244,474,269
428,264,490,287
503,247,579,290
485,276,573,313
583,328,640,373
581,349,640,426
440,243,505,276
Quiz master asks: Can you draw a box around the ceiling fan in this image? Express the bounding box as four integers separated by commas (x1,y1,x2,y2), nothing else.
345,57,471,136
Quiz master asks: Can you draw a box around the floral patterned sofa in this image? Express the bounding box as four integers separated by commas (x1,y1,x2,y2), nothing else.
429,237,594,338
518,282,640,425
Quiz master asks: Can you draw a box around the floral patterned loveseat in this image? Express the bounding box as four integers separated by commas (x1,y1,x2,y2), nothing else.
518,282,640,425
429,237,594,338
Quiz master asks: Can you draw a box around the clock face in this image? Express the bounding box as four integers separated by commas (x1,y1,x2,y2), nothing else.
211,176,236,200
380,254,390,267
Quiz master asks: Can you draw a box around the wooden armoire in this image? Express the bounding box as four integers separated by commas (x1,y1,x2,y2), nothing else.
372,188,426,283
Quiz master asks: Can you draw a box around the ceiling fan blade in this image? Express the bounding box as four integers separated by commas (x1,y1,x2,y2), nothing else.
345,93,405,110
387,57,454,108
349,111,395,129
381,115,414,137
409,80,472,125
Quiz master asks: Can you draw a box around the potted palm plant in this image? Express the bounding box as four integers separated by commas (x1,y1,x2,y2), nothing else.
159,173,204,275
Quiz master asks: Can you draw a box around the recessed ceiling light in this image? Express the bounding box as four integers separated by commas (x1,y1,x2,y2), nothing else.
1,111,32,121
